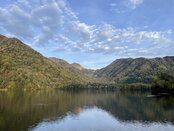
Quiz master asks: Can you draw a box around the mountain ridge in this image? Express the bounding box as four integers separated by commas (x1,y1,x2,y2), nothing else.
0,35,95,89
95,56,174,84
1,34,174,89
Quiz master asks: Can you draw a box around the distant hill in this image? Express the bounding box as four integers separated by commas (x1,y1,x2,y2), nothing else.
50,58,96,77
95,57,174,84
1,34,174,90
50,58,69,66
71,63,84,71
0,35,93,89
71,63,96,77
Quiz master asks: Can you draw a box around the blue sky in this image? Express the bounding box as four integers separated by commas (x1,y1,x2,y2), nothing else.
0,0,174,69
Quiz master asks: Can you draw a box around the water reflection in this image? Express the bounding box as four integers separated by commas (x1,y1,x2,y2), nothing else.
0,90,174,131
31,107,174,131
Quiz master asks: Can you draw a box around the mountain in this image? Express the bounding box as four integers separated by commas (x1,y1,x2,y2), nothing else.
0,35,92,89
50,58,69,66
1,34,174,90
49,58,101,82
71,63,84,71
50,58,96,77
49,57,91,77
71,63,96,77
95,57,174,84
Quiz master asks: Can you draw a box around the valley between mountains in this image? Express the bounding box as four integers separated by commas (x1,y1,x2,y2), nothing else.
0,35,174,91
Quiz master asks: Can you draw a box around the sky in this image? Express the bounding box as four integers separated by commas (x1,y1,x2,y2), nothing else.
0,0,174,69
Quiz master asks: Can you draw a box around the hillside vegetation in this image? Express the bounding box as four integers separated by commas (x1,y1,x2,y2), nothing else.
95,57,174,85
0,35,94,89
1,34,174,90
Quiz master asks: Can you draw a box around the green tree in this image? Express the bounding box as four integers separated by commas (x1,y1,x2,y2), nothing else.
7,81,17,89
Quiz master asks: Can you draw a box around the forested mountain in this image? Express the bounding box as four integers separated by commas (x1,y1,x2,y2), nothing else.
0,35,92,89
1,34,174,90
95,57,174,84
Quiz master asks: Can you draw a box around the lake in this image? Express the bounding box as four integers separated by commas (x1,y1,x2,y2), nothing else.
0,89,174,131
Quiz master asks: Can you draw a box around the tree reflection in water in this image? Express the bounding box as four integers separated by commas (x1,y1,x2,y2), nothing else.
0,90,174,131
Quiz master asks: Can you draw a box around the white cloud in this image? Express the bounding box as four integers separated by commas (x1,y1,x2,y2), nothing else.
0,0,174,59
54,22,174,57
127,0,144,9
0,5,32,38
110,3,117,7
0,0,76,44
66,21,94,41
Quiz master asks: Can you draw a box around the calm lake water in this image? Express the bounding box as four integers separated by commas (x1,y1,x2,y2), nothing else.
0,89,174,131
